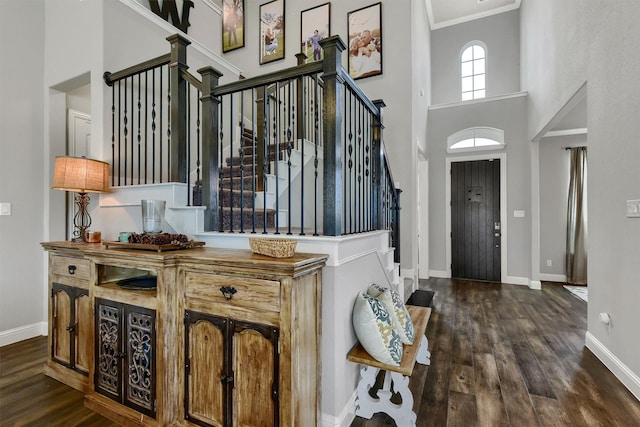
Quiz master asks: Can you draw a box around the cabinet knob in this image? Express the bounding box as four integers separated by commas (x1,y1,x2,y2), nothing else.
219,286,237,300
68,265,77,275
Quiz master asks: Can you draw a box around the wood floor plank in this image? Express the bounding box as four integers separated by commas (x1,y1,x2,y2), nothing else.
447,390,478,427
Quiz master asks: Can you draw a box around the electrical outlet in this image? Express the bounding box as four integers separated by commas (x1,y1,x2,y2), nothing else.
546,259,552,267
627,199,640,218
0,203,11,216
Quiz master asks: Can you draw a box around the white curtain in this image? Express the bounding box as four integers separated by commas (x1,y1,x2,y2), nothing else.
566,147,588,285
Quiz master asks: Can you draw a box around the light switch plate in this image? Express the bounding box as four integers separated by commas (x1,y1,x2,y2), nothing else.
627,199,640,218
514,210,525,218
0,202,11,216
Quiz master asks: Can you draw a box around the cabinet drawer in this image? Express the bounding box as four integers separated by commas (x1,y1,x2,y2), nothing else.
51,255,91,281
185,272,280,312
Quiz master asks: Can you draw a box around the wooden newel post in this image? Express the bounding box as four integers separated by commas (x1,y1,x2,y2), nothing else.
372,99,386,230
167,34,190,183
319,35,347,236
198,66,223,232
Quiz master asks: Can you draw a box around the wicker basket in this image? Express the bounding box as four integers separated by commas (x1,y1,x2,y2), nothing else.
249,237,297,258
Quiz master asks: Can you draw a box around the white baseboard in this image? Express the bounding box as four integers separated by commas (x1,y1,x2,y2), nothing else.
539,273,567,283
585,332,640,401
505,276,530,286
429,270,449,278
322,390,357,427
0,322,47,347
528,280,542,290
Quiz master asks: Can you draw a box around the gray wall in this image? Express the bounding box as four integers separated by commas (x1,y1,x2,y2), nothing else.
0,0,46,334
427,95,531,281
430,10,520,105
538,134,587,278
522,0,640,385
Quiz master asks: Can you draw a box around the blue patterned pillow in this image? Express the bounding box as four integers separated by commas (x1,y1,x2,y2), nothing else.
352,292,403,365
368,283,415,345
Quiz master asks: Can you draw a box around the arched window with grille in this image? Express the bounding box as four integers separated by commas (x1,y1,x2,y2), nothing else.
461,42,486,101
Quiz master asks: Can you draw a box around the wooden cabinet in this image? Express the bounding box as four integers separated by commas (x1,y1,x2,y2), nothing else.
95,298,156,418
41,242,326,427
44,252,93,392
51,283,91,374
184,311,279,427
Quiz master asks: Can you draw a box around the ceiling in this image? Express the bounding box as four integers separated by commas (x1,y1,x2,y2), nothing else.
426,0,521,30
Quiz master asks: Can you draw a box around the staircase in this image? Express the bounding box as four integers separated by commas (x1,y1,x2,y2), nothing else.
218,126,276,232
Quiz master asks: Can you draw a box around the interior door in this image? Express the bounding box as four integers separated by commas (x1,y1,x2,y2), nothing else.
67,109,92,240
451,159,501,282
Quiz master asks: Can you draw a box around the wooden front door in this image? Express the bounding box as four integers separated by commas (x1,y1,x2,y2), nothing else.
451,159,501,282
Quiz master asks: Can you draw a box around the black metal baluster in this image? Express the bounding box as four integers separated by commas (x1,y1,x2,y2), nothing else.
195,88,201,206
137,73,142,185
123,77,128,185
251,88,257,234
365,111,371,230
219,99,225,231
144,71,148,185
187,83,192,206
166,70,171,183
111,84,115,187
131,76,135,184
239,92,245,233
159,67,163,183
262,85,269,234
299,77,306,236
228,94,234,232
313,75,319,236
286,79,293,235
357,100,363,232
347,89,353,234
273,82,280,235
152,69,157,184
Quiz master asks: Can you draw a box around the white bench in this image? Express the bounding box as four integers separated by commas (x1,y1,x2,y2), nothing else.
347,305,432,426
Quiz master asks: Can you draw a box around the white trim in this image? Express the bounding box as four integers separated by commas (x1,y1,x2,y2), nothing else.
427,0,521,30
446,153,507,282
0,322,48,347
543,128,588,138
322,390,357,427
118,0,242,76
504,276,530,286
429,91,527,111
533,81,587,142
429,270,449,278
528,280,542,290
539,273,567,283
585,332,640,401
201,0,222,15
447,127,505,153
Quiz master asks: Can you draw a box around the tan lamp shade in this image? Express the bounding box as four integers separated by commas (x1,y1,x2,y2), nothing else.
52,156,110,193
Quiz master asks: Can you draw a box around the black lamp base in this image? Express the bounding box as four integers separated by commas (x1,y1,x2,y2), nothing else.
72,192,91,242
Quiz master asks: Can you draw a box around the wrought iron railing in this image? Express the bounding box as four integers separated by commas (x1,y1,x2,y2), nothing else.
104,34,401,257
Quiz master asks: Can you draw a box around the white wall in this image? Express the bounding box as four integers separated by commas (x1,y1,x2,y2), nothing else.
522,0,640,396
0,0,46,340
430,10,520,105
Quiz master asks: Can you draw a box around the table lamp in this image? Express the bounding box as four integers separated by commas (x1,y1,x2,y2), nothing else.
52,156,110,242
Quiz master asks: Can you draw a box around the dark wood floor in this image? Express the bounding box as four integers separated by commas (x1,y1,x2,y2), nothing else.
352,278,640,427
0,337,117,427
2,279,639,426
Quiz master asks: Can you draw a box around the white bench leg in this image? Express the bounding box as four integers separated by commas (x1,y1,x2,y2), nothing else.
354,365,417,427
416,335,431,365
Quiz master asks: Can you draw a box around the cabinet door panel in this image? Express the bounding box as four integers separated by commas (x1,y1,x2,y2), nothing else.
52,287,72,365
96,300,122,400
185,314,226,427
232,322,279,427
125,307,156,417
75,292,91,374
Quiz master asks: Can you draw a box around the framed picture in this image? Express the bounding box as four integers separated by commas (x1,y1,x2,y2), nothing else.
347,2,382,80
222,0,245,53
300,3,330,63
260,0,285,64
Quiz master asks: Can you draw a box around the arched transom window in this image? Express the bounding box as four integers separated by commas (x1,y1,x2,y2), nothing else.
447,127,504,153
461,42,486,101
